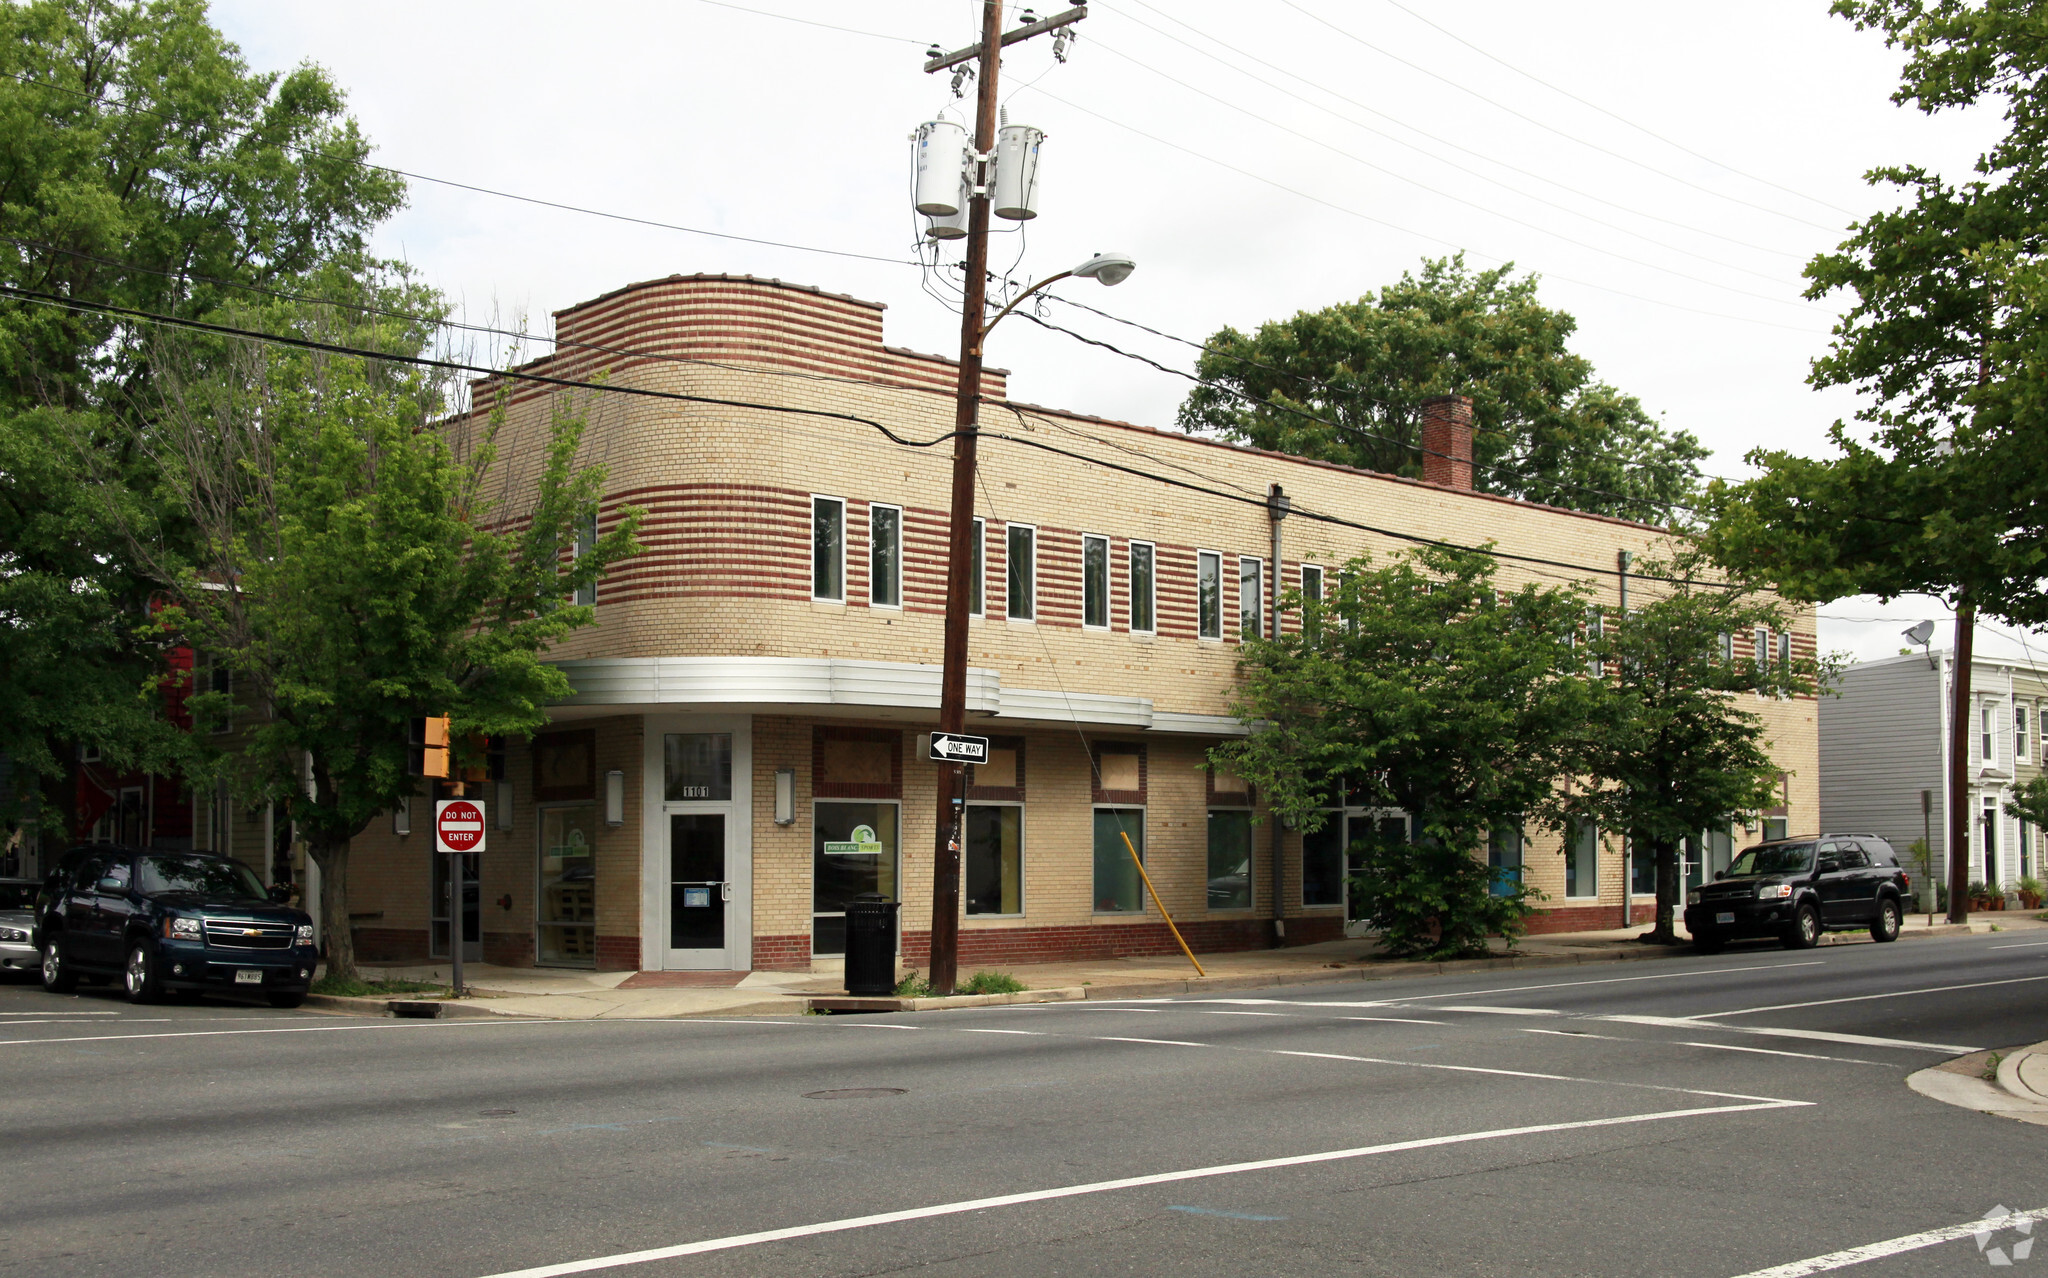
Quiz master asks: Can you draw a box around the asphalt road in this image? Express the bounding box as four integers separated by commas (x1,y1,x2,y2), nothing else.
6,933,2048,1278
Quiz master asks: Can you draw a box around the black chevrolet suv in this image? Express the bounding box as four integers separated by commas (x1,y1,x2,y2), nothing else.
40,849,317,1007
1685,834,1910,953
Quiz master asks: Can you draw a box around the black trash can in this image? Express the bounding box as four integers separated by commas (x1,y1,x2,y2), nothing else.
843,892,900,996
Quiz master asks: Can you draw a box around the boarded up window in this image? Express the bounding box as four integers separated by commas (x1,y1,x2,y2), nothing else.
967,737,1025,802
533,730,596,802
1209,762,1251,804
1092,743,1146,804
813,727,902,799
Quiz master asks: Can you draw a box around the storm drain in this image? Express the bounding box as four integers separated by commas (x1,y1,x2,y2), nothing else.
802,1088,907,1100
479,1109,518,1116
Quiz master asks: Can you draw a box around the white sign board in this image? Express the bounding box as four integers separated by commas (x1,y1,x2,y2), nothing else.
927,733,991,764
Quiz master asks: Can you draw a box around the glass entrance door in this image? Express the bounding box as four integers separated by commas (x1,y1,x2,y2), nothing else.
1344,810,1409,937
432,851,480,961
666,813,729,967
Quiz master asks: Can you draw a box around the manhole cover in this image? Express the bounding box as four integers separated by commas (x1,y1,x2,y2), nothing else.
478,1108,517,1116
802,1088,907,1100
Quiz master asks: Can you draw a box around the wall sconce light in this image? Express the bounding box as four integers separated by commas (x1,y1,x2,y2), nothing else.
604,770,625,827
392,797,411,837
775,768,797,825
495,780,514,830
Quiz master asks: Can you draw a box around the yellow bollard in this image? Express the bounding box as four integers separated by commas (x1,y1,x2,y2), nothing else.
1121,829,1207,978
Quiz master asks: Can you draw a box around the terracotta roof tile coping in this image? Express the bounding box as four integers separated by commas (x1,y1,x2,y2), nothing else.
555,272,888,319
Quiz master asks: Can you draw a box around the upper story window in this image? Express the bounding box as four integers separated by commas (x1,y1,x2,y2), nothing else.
2018,703,2032,763
1082,534,1110,629
812,496,845,602
1584,608,1604,678
970,517,985,617
1300,563,1323,606
1753,626,1770,692
571,511,598,607
1007,523,1036,621
1718,631,1734,664
1197,551,1223,640
1239,557,1263,641
1984,702,1999,765
869,503,902,608
1129,540,1155,635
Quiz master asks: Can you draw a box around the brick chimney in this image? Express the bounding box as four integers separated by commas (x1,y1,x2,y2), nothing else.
1419,394,1474,491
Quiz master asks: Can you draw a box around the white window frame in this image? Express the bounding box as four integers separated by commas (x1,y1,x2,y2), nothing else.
1753,626,1770,696
963,800,1026,918
1566,820,1600,899
2018,702,2032,764
1585,608,1605,678
1128,539,1156,636
868,502,903,610
1239,556,1264,642
1081,533,1111,631
969,517,986,618
1984,702,1999,766
811,494,846,604
1006,522,1037,622
1300,563,1324,607
1197,550,1223,641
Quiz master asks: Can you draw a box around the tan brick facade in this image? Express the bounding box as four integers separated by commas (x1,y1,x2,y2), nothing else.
329,274,1818,971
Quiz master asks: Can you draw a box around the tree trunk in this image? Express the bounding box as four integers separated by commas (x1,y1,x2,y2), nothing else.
1649,838,1682,943
306,835,355,984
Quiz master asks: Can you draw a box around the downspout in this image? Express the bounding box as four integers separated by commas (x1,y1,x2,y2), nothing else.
1269,482,1290,947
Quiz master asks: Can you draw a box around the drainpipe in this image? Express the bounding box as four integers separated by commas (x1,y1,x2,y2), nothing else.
1269,483,1290,947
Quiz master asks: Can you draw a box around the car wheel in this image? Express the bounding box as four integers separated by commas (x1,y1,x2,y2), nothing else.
1781,904,1821,950
123,942,162,1004
266,992,306,1010
40,937,77,993
1870,897,1902,943
1692,927,1725,955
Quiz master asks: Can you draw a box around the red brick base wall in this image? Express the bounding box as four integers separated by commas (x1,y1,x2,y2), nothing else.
1522,904,1628,935
352,927,429,963
595,934,639,972
900,915,1346,967
753,933,812,971
482,931,532,968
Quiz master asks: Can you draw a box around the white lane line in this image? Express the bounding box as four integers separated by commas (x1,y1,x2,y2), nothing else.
1989,941,2048,950
1072,1006,1163,1013
1521,1029,1650,1044
474,1100,1803,1278
0,1011,118,1016
0,1018,175,1027
1676,1041,1886,1067
1599,1014,1974,1055
1371,961,1827,1003
1341,1016,1448,1026
1267,1049,1800,1105
960,1029,1044,1036
1694,973,2048,1018
1436,1006,1562,1017
0,1019,568,1047
1096,1037,1210,1047
1187,1010,1288,1017
1726,1205,2048,1277
841,1023,921,1030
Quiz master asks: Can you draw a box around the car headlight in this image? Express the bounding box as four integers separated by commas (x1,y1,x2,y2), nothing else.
1686,890,1701,906
295,924,315,943
0,926,28,943
1757,883,1793,900
166,916,203,941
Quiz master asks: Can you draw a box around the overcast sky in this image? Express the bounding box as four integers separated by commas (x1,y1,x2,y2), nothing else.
210,0,2032,667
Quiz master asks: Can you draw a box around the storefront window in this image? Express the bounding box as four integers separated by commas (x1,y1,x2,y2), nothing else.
813,801,899,955
1092,808,1145,913
538,804,598,967
1301,820,1343,906
965,805,1022,915
1207,809,1253,910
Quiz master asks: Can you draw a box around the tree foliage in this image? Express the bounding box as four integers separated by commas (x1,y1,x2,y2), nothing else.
1210,545,1599,958
1176,256,1708,525
136,289,639,979
0,0,405,828
1569,549,1822,943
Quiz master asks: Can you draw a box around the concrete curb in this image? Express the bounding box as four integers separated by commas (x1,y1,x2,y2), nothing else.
1997,1044,2048,1107
1909,1060,2048,1128
299,993,531,1020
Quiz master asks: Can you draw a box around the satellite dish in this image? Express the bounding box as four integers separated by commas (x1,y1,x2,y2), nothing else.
1904,620,1936,646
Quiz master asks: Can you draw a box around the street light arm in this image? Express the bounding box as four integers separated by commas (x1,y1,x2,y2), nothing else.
973,270,1074,355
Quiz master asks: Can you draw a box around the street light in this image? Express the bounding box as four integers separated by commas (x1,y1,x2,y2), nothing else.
974,252,1137,355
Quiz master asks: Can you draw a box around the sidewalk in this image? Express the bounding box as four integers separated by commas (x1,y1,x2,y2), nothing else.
304,910,2044,1021
1911,1040,2048,1128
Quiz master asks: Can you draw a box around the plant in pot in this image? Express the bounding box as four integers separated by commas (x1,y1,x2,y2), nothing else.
1968,880,1995,911
2020,877,2044,910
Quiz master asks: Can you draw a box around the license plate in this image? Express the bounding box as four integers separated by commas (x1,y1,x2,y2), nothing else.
234,969,263,985
1716,912,1736,924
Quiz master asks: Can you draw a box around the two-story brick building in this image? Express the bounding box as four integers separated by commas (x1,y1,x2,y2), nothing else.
304,273,1816,975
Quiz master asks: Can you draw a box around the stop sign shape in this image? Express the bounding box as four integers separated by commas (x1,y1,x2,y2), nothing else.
435,798,487,854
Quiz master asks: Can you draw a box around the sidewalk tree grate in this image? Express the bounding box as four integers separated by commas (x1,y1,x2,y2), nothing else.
802,1088,907,1100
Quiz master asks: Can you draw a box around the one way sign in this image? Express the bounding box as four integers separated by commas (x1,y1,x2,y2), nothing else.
927,732,991,765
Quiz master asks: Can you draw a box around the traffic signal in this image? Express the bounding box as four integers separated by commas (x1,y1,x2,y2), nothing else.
407,716,450,778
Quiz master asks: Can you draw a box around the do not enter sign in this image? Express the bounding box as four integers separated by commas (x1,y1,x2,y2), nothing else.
435,798,487,854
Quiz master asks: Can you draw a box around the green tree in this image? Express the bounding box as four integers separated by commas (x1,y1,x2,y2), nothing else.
1176,255,1708,524
1210,545,1597,958
138,292,639,981
0,0,403,831
1570,549,1819,946
1703,1,2048,920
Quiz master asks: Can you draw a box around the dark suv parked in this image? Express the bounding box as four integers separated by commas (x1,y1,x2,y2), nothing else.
40,849,316,1007
1685,834,1910,953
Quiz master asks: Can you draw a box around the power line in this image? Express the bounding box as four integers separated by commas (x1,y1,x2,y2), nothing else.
1274,0,1843,233
1107,0,1807,263
1372,0,1858,220
0,69,919,268
691,0,926,46
1015,83,1830,337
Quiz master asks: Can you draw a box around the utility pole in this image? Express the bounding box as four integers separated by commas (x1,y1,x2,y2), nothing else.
922,1,1089,995
1947,601,1974,924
